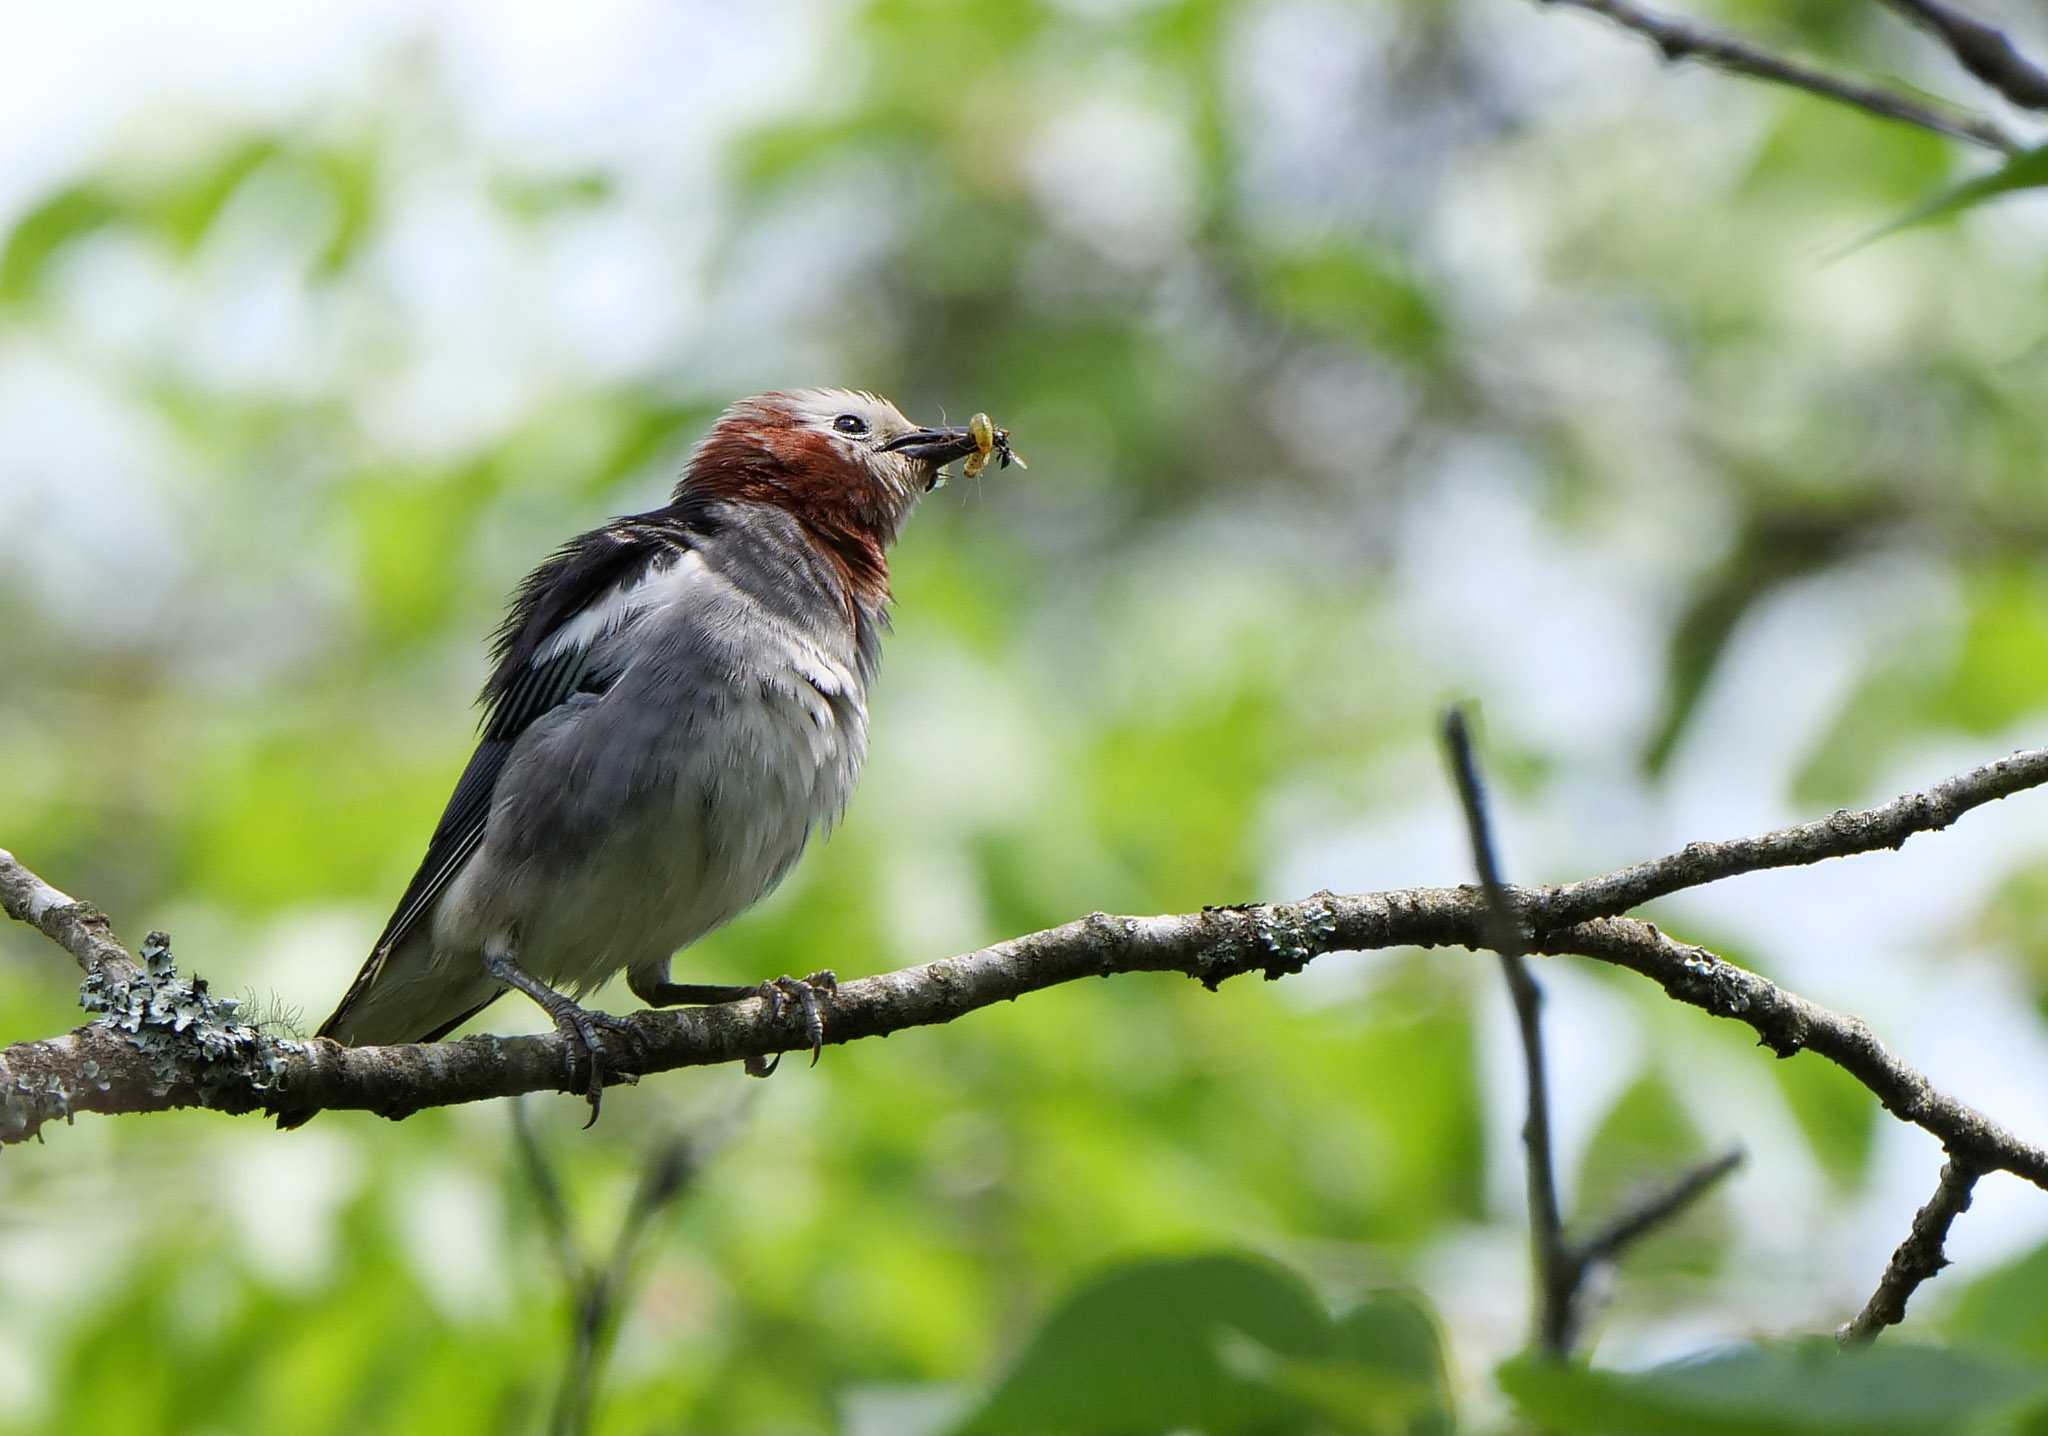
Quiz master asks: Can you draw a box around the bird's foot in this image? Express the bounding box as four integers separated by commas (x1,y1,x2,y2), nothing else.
744,971,838,1078
483,951,637,1127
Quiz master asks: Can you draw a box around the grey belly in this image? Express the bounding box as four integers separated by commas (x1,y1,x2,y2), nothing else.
434,672,858,997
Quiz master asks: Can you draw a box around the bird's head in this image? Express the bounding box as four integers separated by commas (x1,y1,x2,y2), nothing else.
677,388,987,600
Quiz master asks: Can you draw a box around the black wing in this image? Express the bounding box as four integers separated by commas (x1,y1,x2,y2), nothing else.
316,508,701,1038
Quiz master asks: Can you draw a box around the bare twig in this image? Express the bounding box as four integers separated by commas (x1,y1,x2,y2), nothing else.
1880,0,2048,112
1443,710,1742,1355
514,1101,700,1436
1442,709,1524,956
513,1098,586,1290
0,847,140,986
1541,0,2028,153
1576,1146,1746,1267
1442,709,1574,1354
1839,1158,1982,1345
1534,745,2048,928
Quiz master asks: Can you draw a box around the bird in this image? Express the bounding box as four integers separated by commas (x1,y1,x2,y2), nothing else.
283,389,993,1126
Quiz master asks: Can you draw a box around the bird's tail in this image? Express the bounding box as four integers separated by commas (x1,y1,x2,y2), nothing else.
274,940,501,1129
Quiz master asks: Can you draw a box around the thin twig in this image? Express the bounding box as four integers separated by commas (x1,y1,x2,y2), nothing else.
1534,746,2048,928
1880,0,2048,112
0,846,140,986
1542,0,2028,153
513,1097,586,1283
1839,1158,1981,1345
1443,709,1574,1355
1576,1147,1745,1267
1442,709,1524,957
513,1102,701,1436
1443,711,1743,1353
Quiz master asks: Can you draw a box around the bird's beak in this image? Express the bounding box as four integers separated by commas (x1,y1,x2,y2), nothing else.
880,425,981,464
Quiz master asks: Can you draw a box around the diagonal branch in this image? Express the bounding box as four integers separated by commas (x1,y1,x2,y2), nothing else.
1545,918,2048,1188
1540,0,2029,153
1574,1147,1745,1269
1532,745,2048,927
1839,1157,1982,1345
0,846,140,986
1879,0,2048,112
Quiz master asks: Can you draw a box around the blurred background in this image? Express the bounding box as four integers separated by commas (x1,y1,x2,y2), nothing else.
4,0,2048,1431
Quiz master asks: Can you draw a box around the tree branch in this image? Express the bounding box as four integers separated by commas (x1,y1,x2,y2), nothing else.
2,745,2046,1235
1879,0,2048,112
1545,919,2048,1188
1533,745,2048,928
0,846,140,986
1839,1157,1981,1345
1539,0,2029,153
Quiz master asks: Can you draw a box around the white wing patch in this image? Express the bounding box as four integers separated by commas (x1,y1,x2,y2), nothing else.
538,548,708,664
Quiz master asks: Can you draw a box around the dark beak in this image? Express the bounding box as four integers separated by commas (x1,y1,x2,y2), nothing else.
880,425,980,464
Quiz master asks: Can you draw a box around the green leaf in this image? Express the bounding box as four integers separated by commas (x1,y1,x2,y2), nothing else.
146,137,279,254
1575,1071,1727,1280
1644,503,1871,776
308,143,380,276
1947,1239,2048,1363
1855,145,2048,250
0,183,125,302
1794,563,2048,805
1282,1292,1456,1436
1770,1054,1879,1193
1499,1340,2048,1436
949,1252,1334,1435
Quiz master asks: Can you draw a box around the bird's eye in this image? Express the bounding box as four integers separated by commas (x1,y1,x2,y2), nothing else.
833,414,869,436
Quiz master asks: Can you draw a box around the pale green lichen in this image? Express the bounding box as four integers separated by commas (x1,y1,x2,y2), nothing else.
76,930,286,1105
0,1065,72,1142
1194,899,1341,989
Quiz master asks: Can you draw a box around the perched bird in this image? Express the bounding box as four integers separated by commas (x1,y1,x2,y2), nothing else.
288,390,992,1125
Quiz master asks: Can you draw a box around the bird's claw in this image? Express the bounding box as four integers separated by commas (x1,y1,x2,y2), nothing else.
549,1006,639,1128
482,950,638,1127
744,970,838,1078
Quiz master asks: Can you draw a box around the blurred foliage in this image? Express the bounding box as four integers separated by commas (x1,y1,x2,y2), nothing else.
949,1252,1452,1435
1499,1339,2048,1435
4,0,2048,1432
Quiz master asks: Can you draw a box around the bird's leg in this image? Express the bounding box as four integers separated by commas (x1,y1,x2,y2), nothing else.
629,980,762,1005
748,972,839,1077
628,966,839,1078
483,946,636,1127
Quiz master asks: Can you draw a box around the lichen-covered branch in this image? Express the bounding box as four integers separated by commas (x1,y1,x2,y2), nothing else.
1540,0,2029,153
3,748,2048,1209
1839,1158,1982,1345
